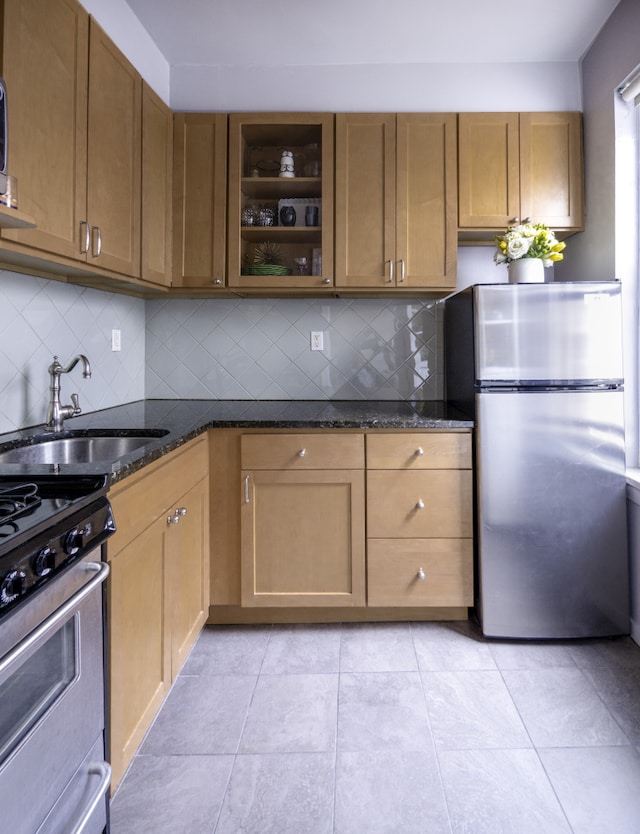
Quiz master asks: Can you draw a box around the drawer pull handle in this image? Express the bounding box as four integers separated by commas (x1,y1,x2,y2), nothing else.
244,475,250,504
298,449,307,457
416,499,425,510
415,447,424,457
417,568,426,581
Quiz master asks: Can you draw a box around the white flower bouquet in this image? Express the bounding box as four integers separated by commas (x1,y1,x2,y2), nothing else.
494,222,566,267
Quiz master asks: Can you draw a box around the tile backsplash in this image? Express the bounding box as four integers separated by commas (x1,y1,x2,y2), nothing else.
0,270,145,435
0,269,443,435
146,297,443,401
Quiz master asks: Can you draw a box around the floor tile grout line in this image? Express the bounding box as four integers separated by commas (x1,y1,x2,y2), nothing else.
409,622,456,834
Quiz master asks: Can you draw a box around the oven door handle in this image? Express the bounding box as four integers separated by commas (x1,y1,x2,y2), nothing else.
0,561,109,678
68,760,112,834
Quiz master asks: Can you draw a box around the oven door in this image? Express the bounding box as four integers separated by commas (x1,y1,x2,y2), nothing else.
0,550,110,834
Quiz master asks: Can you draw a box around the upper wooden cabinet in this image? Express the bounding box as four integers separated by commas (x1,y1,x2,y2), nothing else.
458,112,584,233
335,113,458,291
0,0,89,259
172,113,227,289
86,19,141,276
142,83,172,286
0,0,142,278
227,113,335,291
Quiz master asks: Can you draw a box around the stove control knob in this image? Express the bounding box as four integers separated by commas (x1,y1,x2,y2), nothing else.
0,570,27,604
63,523,92,556
34,547,57,577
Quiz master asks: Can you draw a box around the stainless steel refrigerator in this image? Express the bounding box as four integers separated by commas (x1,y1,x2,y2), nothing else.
444,282,629,639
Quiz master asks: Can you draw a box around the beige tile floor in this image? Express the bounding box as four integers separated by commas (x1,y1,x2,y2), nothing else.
109,621,640,833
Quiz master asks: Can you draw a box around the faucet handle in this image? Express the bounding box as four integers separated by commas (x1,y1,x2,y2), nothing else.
70,393,81,415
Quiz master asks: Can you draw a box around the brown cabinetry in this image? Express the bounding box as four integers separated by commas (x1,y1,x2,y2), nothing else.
172,113,227,289
458,112,583,234
1,2,142,277
107,435,210,791
228,113,334,291
366,432,473,607
240,433,365,606
142,82,172,286
335,113,457,290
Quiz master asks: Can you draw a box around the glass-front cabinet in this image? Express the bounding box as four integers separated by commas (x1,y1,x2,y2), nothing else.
228,113,334,291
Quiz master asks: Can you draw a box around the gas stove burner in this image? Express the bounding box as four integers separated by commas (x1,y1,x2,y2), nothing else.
0,482,42,527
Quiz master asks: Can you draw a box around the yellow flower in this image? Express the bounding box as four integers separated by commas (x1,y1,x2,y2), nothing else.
549,253,564,262
552,242,566,252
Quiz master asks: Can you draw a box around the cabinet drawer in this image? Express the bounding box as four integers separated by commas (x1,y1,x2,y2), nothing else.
109,434,209,553
241,433,364,470
367,470,472,538
366,432,471,469
367,539,473,607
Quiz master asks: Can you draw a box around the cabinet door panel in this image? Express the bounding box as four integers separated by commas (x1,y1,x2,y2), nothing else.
142,82,172,286
396,113,457,288
1,0,88,258
367,470,473,538
241,469,365,606
173,113,227,288
108,520,170,791
335,113,396,287
458,113,520,228
87,19,141,276
170,477,210,672
519,112,584,230
367,538,473,606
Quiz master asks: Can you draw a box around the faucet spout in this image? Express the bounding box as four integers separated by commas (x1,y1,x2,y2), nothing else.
46,354,92,432
49,354,91,379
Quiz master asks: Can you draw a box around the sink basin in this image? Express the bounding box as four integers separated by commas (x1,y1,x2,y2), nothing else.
0,429,169,464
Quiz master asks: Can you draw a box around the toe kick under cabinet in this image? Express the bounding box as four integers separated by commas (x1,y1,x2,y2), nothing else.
231,429,473,619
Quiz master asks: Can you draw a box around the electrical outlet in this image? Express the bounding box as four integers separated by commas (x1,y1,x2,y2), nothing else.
111,329,121,352
310,331,324,351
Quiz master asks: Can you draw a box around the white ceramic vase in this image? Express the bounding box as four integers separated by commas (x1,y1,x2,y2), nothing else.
508,257,545,283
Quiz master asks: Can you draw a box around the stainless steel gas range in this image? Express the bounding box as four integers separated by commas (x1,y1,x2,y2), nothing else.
0,473,115,834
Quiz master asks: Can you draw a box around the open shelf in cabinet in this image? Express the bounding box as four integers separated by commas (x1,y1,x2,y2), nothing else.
228,113,334,291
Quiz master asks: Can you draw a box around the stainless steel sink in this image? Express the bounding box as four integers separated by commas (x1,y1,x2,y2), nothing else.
0,430,169,464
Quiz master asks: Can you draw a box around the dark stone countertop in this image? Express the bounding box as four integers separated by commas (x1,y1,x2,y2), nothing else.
0,399,474,485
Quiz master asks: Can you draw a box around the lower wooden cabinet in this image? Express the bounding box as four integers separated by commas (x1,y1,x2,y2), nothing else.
240,433,366,607
224,429,473,618
106,435,210,791
366,432,473,609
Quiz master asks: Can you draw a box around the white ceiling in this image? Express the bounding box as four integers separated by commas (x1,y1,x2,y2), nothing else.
123,0,621,69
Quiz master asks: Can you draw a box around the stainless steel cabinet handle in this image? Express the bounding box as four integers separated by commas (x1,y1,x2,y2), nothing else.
214,279,222,285
244,474,250,504
416,499,425,510
388,259,394,284
323,278,331,284
91,225,102,258
298,449,306,457
399,259,406,283
415,447,424,457
417,568,425,581
80,221,90,255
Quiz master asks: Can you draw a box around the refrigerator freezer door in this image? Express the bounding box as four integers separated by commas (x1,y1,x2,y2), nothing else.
476,389,629,638
474,283,623,384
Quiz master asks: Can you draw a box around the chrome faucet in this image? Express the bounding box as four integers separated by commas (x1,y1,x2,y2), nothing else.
46,354,91,432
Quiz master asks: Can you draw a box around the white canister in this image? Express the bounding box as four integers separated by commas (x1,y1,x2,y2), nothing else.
279,150,295,178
